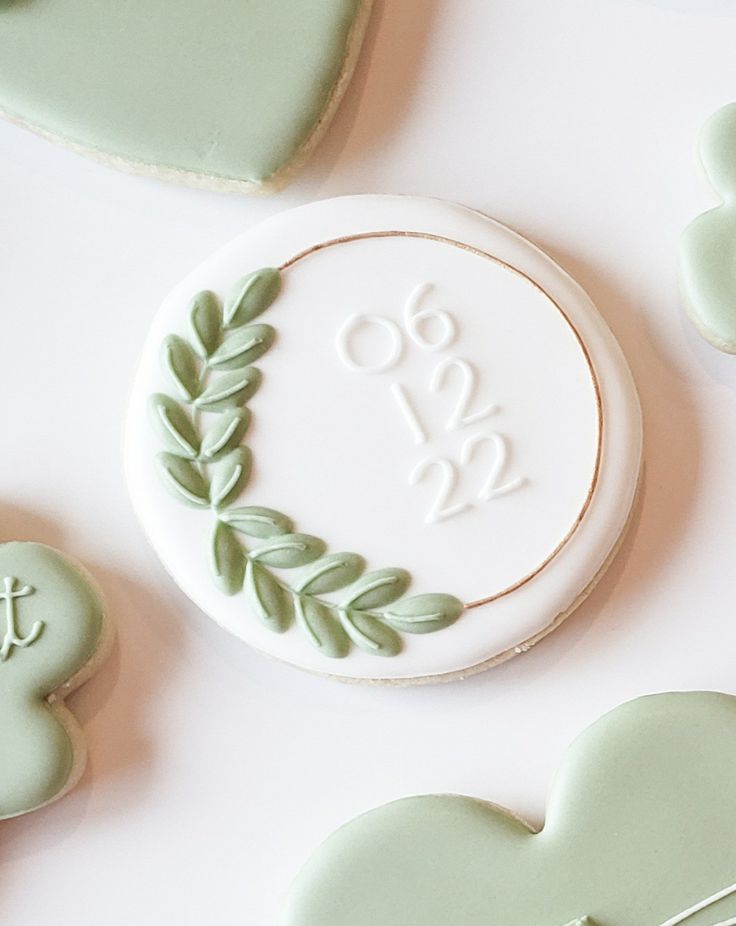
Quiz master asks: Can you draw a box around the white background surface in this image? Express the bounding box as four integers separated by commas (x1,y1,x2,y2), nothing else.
1,0,735,922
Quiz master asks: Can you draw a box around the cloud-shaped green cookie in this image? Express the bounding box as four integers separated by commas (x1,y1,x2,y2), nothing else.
681,103,736,353
0,542,109,820
283,693,736,926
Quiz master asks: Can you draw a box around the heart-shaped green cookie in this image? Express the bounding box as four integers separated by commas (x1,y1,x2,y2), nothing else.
0,0,372,192
0,541,110,819
283,693,736,925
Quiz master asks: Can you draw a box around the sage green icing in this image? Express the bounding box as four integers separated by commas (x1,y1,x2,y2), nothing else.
189,291,223,358
296,597,350,659
345,568,412,610
251,534,327,570
211,521,246,596
246,559,294,633
149,393,200,459
297,554,366,596
156,452,210,508
194,367,262,412
162,334,201,401
0,542,105,820
209,324,276,371
682,103,736,352
209,447,251,510
383,593,464,634
283,693,736,926
224,269,283,328
0,1,368,185
150,273,465,659
221,506,294,540
200,409,251,462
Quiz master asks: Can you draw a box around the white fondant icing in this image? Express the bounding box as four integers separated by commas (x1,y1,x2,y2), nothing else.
125,196,642,681
403,282,457,352
388,383,429,446
429,357,497,431
460,431,525,501
658,881,736,926
409,455,472,524
335,313,403,374
407,432,525,525
0,578,42,662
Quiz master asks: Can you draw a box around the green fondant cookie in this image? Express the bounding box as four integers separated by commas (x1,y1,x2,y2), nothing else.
0,0,372,192
681,103,736,352
0,542,110,820
283,693,736,925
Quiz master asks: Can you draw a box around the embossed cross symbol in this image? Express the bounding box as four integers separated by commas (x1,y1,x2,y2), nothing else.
563,879,736,926
0,576,43,662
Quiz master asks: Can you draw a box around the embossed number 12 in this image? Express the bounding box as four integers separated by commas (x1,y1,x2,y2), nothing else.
336,283,496,440
335,283,525,523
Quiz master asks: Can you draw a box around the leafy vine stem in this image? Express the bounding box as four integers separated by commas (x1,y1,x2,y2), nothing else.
150,267,464,659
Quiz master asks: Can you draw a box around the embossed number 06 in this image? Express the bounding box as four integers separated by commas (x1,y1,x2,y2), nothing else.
335,283,456,373
403,282,457,352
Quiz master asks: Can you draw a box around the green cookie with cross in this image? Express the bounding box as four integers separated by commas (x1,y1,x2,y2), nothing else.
283,693,736,926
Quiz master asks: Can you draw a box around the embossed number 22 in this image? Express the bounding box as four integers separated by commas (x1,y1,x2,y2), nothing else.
410,433,525,524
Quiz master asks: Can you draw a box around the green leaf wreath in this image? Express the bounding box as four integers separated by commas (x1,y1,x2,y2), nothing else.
150,268,464,659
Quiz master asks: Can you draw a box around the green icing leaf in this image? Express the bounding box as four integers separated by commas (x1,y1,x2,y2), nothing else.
383,594,464,635
223,268,282,329
194,367,261,412
297,598,350,659
209,324,276,371
220,506,293,539
251,534,326,569
156,453,209,508
344,568,411,611
200,408,251,461
161,334,201,401
298,553,365,595
210,522,245,595
149,393,199,458
342,611,402,657
209,448,251,509
189,290,222,358
246,560,293,633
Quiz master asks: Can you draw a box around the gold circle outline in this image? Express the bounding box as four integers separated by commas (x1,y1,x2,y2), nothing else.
279,230,604,610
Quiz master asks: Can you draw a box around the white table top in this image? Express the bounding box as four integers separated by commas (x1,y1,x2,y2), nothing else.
2,0,735,922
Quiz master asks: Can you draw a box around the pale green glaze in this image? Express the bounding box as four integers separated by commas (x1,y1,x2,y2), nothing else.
0,0,367,185
682,103,736,352
283,693,736,925
151,273,465,658
0,542,105,820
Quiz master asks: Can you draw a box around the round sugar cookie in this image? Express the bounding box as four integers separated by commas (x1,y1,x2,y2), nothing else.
0,0,372,193
282,693,736,925
125,195,642,684
0,541,111,819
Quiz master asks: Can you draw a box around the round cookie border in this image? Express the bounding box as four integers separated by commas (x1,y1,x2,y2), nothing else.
278,229,604,609
126,193,641,682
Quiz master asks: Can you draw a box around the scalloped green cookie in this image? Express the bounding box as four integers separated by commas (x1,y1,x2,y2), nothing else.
283,693,736,925
0,542,110,820
681,103,736,352
0,0,372,193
